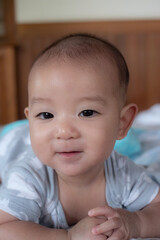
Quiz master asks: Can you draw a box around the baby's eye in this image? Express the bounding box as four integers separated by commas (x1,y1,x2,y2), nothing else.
79,110,98,117
37,112,54,119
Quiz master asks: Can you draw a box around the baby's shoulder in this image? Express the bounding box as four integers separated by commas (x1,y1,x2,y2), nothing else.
106,150,132,170
105,150,142,184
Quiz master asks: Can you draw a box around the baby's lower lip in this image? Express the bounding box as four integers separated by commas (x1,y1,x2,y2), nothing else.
58,151,81,157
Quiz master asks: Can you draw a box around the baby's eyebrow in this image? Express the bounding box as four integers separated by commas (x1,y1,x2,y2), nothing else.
80,96,106,105
30,97,51,106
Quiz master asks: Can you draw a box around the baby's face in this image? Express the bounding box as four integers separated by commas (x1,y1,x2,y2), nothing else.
26,60,124,179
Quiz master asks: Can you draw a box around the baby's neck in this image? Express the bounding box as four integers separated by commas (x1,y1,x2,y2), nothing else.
57,165,106,226
57,162,105,189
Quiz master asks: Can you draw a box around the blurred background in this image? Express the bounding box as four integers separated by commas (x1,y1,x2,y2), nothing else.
0,0,160,124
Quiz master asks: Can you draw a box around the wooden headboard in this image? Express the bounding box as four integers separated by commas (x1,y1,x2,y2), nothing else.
15,20,160,119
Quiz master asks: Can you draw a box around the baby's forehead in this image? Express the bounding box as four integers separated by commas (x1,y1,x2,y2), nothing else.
29,55,119,87
28,57,122,105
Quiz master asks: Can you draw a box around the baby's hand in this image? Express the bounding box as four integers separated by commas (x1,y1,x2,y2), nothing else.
68,216,107,240
88,206,139,240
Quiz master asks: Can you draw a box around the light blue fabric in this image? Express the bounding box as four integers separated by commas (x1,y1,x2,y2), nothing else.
114,128,142,159
0,120,28,138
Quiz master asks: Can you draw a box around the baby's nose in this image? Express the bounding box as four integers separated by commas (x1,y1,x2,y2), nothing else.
55,120,80,140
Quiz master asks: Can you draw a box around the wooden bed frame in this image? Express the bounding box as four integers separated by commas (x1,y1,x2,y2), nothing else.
12,20,160,119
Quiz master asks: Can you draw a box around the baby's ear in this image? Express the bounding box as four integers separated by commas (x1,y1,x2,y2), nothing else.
24,107,29,119
117,104,138,140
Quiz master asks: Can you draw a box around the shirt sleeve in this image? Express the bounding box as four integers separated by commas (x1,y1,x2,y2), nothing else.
0,126,46,223
105,151,159,211
0,158,44,223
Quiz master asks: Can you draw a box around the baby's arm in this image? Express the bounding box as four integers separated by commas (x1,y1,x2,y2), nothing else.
88,189,160,240
0,210,68,240
135,190,160,238
0,210,107,240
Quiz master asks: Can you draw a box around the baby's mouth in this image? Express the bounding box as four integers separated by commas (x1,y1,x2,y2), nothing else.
57,151,82,157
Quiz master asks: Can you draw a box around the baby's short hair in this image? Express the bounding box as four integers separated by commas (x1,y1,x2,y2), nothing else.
31,33,129,101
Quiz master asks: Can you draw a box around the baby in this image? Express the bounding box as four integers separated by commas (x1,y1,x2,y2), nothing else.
0,33,160,240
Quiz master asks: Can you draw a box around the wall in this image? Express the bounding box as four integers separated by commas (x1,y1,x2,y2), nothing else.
15,0,160,23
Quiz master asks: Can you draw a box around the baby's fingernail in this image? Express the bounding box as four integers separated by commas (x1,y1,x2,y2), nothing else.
92,228,96,234
92,227,98,235
88,210,93,216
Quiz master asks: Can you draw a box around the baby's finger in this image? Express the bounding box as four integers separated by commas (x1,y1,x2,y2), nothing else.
100,230,113,238
92,217,121,235
107,228,125,240
88,206,115,218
